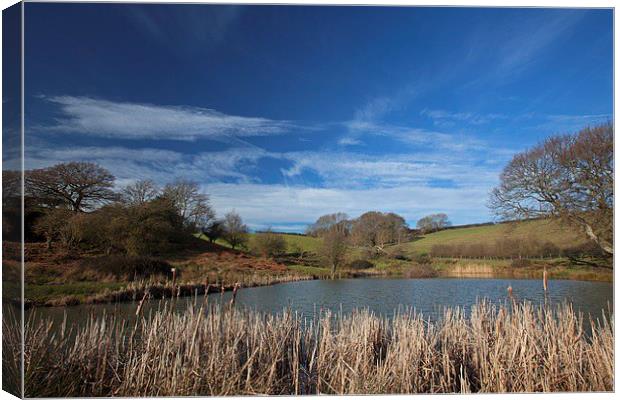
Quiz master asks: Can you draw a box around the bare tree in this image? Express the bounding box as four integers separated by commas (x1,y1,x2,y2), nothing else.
351,211,408,255
163,179,214,229
306,212,350,237
25,162,118,212
319,226,349,279
489,122,613,255
416,213,451,234
122,179,159,205
223,211,249,250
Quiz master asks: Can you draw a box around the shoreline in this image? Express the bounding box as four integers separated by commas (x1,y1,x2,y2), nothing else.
20,263,612,309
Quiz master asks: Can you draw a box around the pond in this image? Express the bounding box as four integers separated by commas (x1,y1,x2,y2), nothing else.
28,277,613,327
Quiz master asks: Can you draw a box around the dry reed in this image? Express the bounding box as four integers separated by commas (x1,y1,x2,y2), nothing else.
4,300,613,396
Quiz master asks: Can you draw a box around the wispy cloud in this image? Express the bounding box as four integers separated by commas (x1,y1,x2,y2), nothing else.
23,143,274,187
344,119,489,152
38,96,295,141
420,109,506,127
126,5,243,52
463,11,586,88
281,150,504,190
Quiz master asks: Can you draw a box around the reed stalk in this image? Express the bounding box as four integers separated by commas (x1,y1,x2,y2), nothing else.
5,300,613,397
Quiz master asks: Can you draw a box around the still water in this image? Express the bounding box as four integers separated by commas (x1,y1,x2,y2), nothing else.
28,278,613,326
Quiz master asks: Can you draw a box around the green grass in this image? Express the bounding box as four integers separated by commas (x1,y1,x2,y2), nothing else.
399,219,587,256
25,282,126,304
287,264,332,277
200,232,322,253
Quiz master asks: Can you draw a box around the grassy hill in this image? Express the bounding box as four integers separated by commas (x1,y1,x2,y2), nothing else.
208,219,588,257
400,219,588,256
211,232,322,253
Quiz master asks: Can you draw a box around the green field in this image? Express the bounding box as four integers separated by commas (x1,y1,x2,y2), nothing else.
205,219,588,258
399,219,587,256
206,232,322,253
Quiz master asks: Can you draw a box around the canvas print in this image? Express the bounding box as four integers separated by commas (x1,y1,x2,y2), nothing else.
1,2,614,397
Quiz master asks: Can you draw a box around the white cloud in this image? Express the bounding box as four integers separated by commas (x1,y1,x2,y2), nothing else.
39,96,295,141
24,143,273,186
337,137,363,146
205,182,493,229
22,138,513,230
281,151,503,189
420,109,506,127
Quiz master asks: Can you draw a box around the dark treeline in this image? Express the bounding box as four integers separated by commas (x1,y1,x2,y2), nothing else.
3,162,249,256
431,238,605,260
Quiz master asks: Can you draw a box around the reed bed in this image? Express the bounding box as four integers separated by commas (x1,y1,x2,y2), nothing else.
5,300,614,396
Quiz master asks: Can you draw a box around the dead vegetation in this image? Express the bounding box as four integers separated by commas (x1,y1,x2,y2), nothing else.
5,300,613,396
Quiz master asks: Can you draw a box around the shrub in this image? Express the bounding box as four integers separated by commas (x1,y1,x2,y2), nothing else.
510,258,532,268
252,230,287,257
75,255,174,281
347,259,374,270
387,247,411,261
414,253,432,265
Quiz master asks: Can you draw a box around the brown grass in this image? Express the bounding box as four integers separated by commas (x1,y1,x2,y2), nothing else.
4,299,613,396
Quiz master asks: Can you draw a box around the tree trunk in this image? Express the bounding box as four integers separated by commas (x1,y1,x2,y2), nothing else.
331,263,336,280
570,215,613,255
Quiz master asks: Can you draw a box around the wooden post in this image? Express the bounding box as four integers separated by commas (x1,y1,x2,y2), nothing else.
507,285,513,298
543,267,548,292
171,268,177,286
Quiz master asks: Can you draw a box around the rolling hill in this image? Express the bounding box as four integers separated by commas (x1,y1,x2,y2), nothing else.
400,218,588,256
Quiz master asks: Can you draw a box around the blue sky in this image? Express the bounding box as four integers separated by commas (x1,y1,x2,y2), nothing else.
20,4,612,232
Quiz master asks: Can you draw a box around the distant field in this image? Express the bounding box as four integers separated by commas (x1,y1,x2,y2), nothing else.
207,232,322,253
399,219,587,256
205,219,588,257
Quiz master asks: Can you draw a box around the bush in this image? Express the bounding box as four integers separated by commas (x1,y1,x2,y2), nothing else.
347,259,374,270
510,258,532,268
387,247,411,261
252,230,287,257
75,255,174,281
414,253,432,265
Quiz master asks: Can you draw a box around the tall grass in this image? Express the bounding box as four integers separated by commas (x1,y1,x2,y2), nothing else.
6,300,613,396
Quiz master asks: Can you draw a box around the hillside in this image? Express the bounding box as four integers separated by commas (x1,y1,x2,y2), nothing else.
400,218,588,256
211,232,322,253
209,219,589,258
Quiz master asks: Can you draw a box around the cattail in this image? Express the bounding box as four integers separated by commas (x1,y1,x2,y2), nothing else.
135,291,149,316
229,282,241,308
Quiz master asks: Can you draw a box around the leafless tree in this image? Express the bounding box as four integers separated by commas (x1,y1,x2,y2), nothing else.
319,226,348,279
25,162,118,212
306,212,350,237
416,213,451,234
489,122,613,255
223,211,249,250
351,211,408,255
163,179,214,229
122,179,160,205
